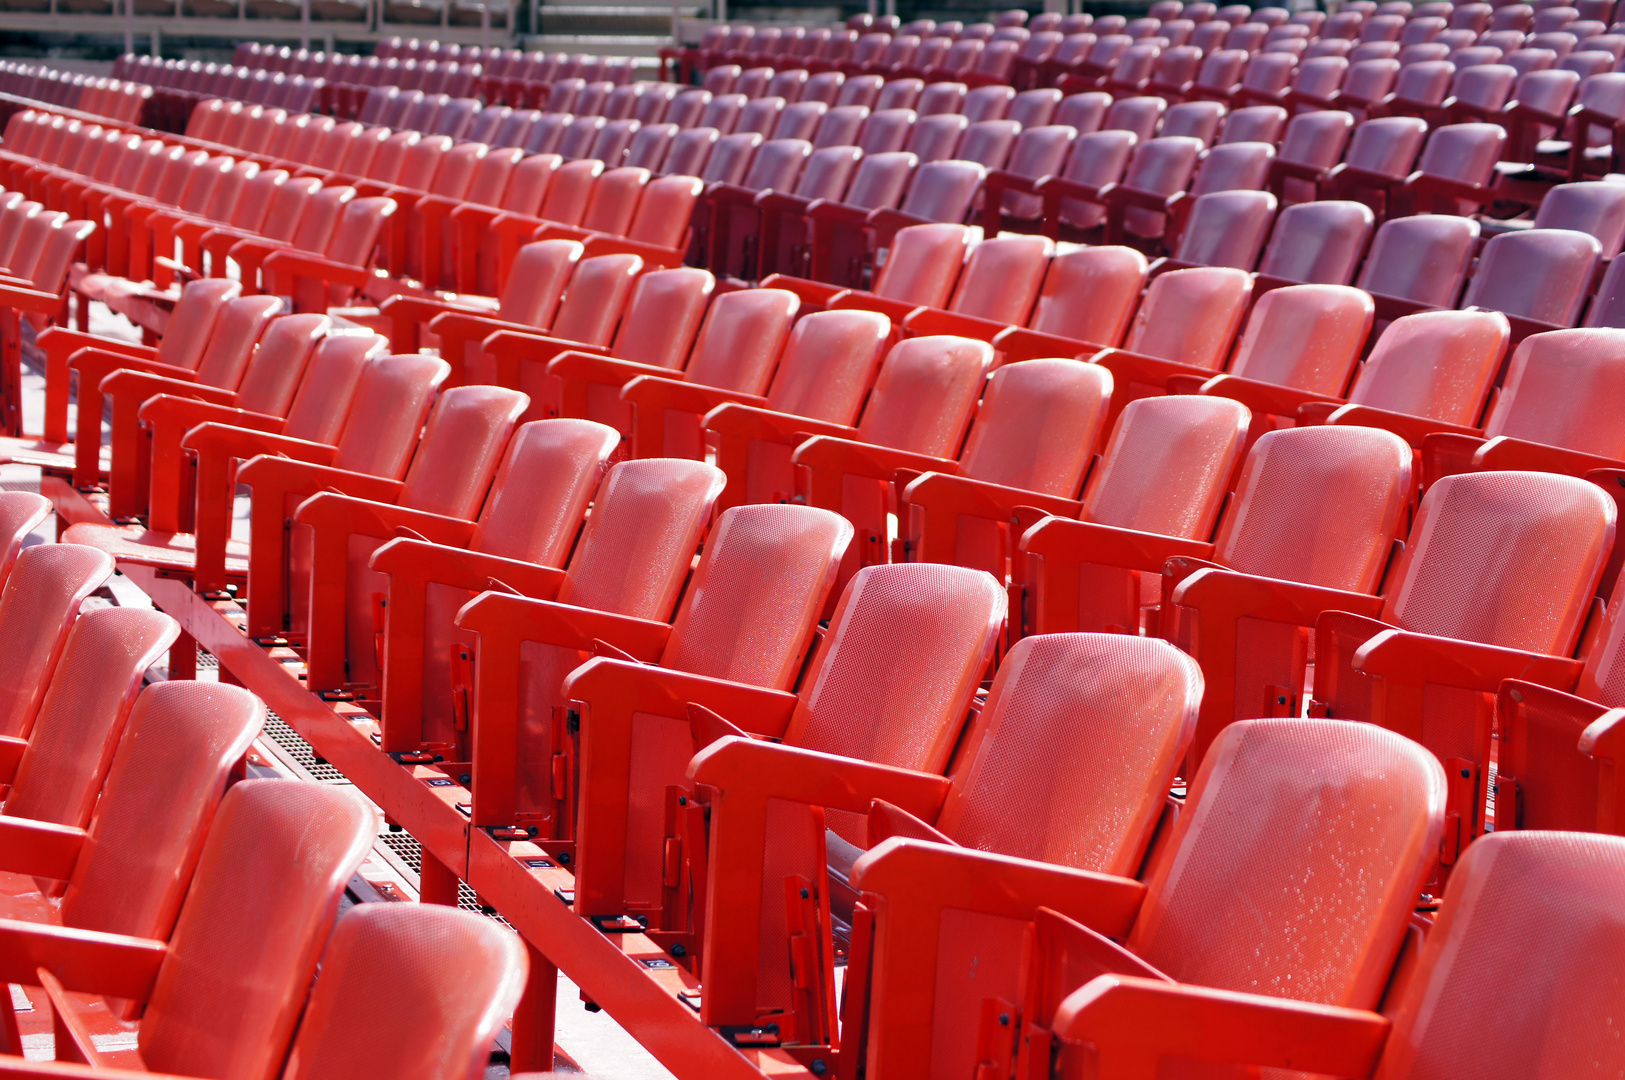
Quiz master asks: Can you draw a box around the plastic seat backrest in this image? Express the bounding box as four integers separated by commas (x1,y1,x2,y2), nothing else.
607,267,716,371
0,493,48,588
946,235,1054,323
760,309,893,424
1257,199,1375,284
1125,718,1445,1012
858,108,916,155
538,159,603,226
1414,121,1507,186
1345,309,1509,422
396,385,527,518
153,280,244,370
500,154,560,217
1161,100,1227,145
555,459,726,618
662,127,720,175
328,354,452,478
779,561,1005,787
1027,245,1148,348
872,223,971,307
1227,283,1374,395
838,151,918,211
580,167,650,235
232,314,330,417
1210,424,1411,594
492,239,584,328
548,253,642,347
851,335,990,457
53,681,263,946
468,418,619,565
0,607,180,830
812,103,870,148
897,159,986,222
736,96,786,138
957,358,1112,494
1175,190,1279,270
1121,265,1252,369
701,132,763,184
1377,469,1612,660
1357,212,1479,306
1463,227,1601,326
772,101,828,141
916,81,966,115
963,84,1016,123
741,138,810,190
1535,180,1625,255
1482,327,1625,460
679,288,800,393
135,780,375,1080
281,333,390,445
656,503,852,686
626,123,679,170
904,113,969,162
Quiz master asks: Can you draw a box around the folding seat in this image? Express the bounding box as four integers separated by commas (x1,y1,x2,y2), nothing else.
1252,198,1376,292
704,139,813,277
1379,120,1508,217
1349,211,1480,324
1013,29,1065,88
1069,266,1253,429
1101,42,1165,98
875,77,923,111
1060,33,1134,90
660,126,720,177
1159,99,1228,145
1437,61,1520,125
1010,86,1063,129
770,100,829,142
1321,114,1429,215
0,543,117,740
1511,177,1625,258
1100,93,1169,140
848,713,1444,1080
1329,56,1402,117
1301,469,1613,848
801,70,847,105
1157,189,1279,272
1224,21,1272,52
855,108,914,154
845,233,1056,334
1368,58,1462,119
1283,54,1350,111
557,559,1005,1020
1,779,375,1074
915,79,967,115
633,82,681,124
1449,43,1506,67
1458,227,1601,340
838,73,886,109
1048,829,1625,1080
810,102,871,148
1560,70,1625,178
979,124,1078,231
755,146,866,279
1218,103,1287,143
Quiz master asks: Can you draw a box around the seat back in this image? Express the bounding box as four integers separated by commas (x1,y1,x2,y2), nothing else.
903,112,969,162
288,184,356,254
947,235,1053,322
0,493,48,589
489,239,580,330
1083,394,1251,538
537,159,603,226
857,108,915,154
1129,718,1445,1010
1463,228,1602,327
1,606,179,832
283,904,527,1080
1228,283,1374,395
856,634,1203,1080
870,223,970,307
548,252,642,348
1213,425,1412,593
1174,189,1278,270
740,137,810,190
1535,181,1625,256
153,279,243,371
1256,199,1374,285
191,295,284,392
658,504,852,685
397,386,528,518
469,419,620,564
763,309,893,423
1345,309,1509,423
1380,470,1614,655
851,335,990,456
137,780,375,1080
57,681,262,945
0,544,115,740
626,122,679,170
772,101,827,141
556,459,726,617
232,314,330,417
1344,114,1428,176
281,333,389,445
1483,327,1625,458
811,103,870,148
1371,832,1625,1078
1120,265,1252,370
1357,212,1479,306
607,267,716,371
958,358,1112,495
329,354,452,477
1027,245,1147,348
680,287,800,393
1161,100,1227,146
1187,140,1277,198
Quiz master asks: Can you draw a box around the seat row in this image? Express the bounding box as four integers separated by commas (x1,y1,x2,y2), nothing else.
0,62,152,125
